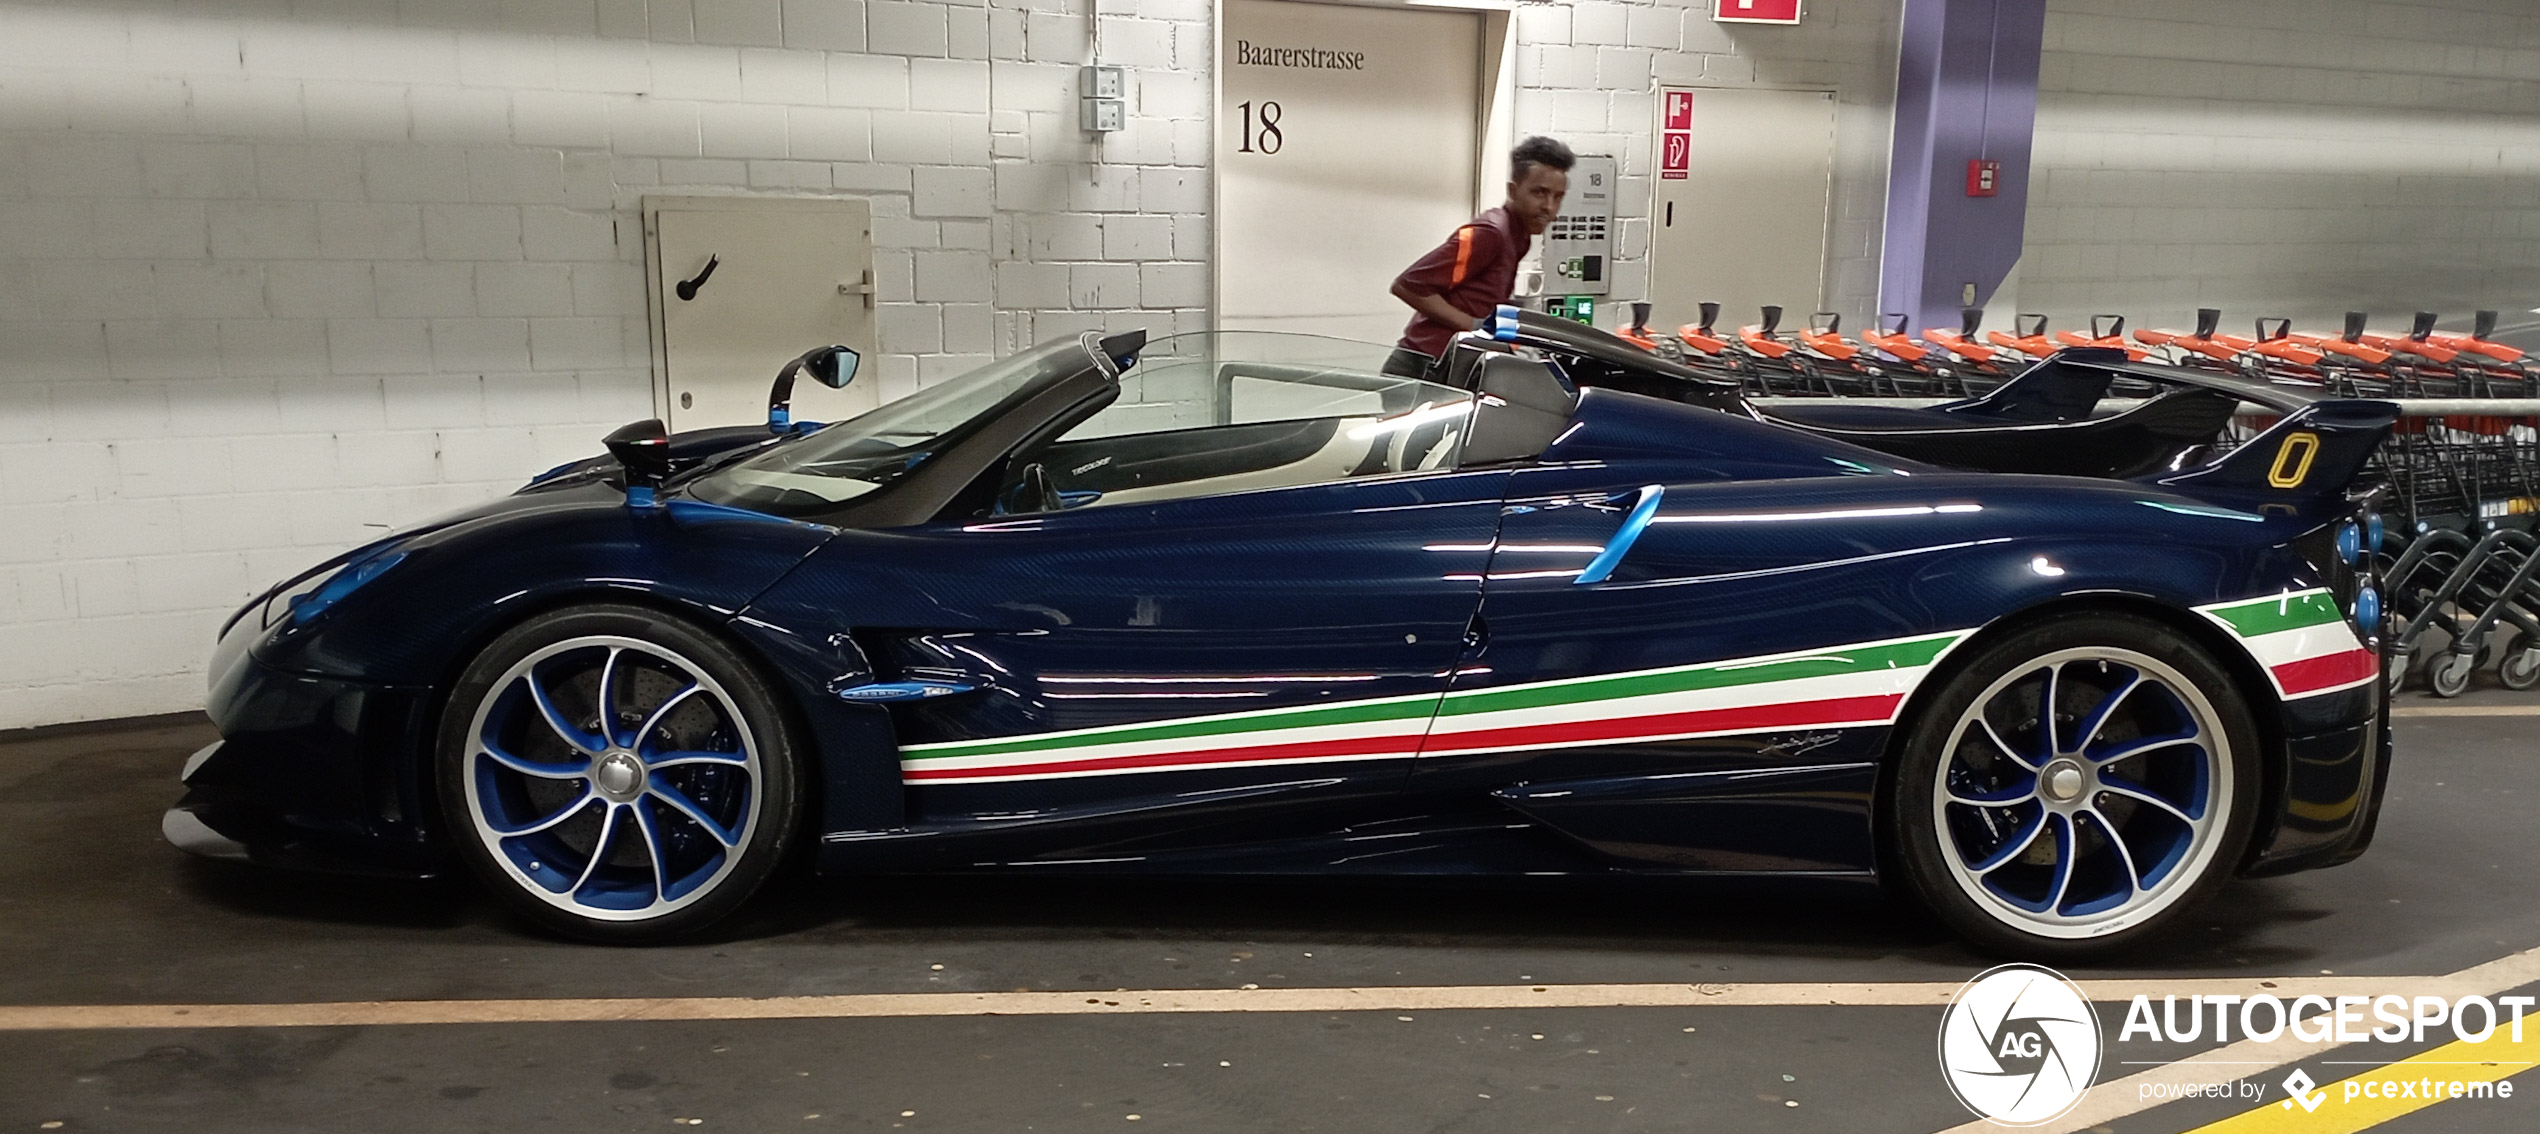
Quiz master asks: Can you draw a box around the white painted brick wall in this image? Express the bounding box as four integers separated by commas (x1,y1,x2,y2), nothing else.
0,0,1898,730
1513,0,1901,327
2021,0,2540,332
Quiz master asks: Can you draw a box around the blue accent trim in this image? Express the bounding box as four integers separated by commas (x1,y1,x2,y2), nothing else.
626,485,657,508
664,497,831,530
289,549,407,626
769,405,792,430
1573,485,1664,585
527,458,585,485
835,680,979,703
1492,304,1521,342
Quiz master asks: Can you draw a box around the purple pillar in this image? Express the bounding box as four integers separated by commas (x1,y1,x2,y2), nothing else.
1879,0,2046,337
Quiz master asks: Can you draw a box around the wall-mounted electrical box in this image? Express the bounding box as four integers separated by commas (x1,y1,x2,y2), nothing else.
1081,65,1125,133
643,196,878,432
1542,154,1617,296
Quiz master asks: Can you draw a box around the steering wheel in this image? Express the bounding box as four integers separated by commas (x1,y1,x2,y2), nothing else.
997,462,1058,515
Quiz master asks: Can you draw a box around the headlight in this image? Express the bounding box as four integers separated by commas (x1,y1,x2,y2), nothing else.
261,548,407,629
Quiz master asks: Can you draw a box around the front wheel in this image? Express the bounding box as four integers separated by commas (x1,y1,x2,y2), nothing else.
1884,614,2261,959
434,604,804,942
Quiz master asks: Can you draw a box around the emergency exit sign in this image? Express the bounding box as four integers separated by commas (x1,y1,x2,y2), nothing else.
1714,0,1803,24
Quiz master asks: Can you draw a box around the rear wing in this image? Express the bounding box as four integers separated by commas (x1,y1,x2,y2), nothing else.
1931,346,2121,422
2148,399,2398,508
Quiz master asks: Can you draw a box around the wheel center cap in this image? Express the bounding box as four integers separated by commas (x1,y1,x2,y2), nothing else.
594,752,644,800
2041,759,2088,804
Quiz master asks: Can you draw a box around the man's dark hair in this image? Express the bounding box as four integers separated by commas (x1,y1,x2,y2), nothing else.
1510,136,1576,180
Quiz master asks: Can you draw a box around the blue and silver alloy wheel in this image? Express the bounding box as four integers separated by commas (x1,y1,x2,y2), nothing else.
1930,647,2231,940
460,634,764,922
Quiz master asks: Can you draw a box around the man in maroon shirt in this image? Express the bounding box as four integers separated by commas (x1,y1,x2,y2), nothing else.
1383,136,1575,378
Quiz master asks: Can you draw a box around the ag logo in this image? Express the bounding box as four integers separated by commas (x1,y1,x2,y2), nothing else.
1938,964,2102,1126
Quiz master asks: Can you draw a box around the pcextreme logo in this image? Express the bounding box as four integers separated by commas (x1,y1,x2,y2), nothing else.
1938,964,2102,1126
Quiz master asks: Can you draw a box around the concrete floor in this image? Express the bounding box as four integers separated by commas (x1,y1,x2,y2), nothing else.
2,691,2536,1133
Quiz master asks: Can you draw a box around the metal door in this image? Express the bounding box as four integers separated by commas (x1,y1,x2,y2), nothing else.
649,197,878,431
1648,87,1837,332
1216,0,1484,342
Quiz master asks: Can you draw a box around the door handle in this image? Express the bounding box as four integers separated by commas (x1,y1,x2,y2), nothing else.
837,269,876,309
1574,485,1664,585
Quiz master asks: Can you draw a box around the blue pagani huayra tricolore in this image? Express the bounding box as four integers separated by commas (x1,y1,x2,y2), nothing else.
169,318,2398,957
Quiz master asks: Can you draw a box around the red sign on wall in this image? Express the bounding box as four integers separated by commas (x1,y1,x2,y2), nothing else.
1660,89,1694,181
1713,0,1804,25
1967,158,2000,197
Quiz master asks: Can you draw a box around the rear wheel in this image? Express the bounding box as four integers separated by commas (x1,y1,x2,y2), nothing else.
1884,613,2260,959
435,604,803,942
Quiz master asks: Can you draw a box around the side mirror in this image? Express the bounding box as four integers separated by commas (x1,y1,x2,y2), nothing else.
768,344,860,432
603,418,671,507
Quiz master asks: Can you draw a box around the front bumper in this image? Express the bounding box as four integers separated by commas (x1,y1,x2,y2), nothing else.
165,650,445,878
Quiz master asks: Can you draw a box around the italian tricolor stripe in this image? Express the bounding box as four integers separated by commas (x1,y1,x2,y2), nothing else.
1418,633,1958,758
2196,588,2377,699
899,631,1966,785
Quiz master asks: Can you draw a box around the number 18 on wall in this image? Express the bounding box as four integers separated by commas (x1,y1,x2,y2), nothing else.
1235,101,1284,154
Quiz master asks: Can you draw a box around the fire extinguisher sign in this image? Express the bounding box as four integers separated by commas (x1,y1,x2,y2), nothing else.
1660,90,1693,180
1713,0,1803,25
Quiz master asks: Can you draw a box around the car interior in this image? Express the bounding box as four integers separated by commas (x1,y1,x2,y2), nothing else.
983,334,1580,516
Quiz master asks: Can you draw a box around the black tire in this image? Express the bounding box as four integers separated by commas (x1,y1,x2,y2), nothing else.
1882,612,2263,960
434,603,805,943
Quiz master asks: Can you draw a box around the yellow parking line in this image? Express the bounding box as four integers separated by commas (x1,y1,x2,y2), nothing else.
2178,1028,2539,1133
0,973,2488,1033
2389,705,2540,717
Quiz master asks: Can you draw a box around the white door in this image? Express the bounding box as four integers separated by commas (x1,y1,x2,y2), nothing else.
1648,87,1836,333
650,197,878,432
1217,0,1483,344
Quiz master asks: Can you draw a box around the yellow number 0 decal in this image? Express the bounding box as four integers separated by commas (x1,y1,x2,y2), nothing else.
2267,432,2321,489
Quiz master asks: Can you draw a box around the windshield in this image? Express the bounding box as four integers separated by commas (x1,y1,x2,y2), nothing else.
688,336,1101,514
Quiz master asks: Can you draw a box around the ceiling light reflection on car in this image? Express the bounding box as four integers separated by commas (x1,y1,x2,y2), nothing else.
1039,673,1383,683
1650,503,1982,525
